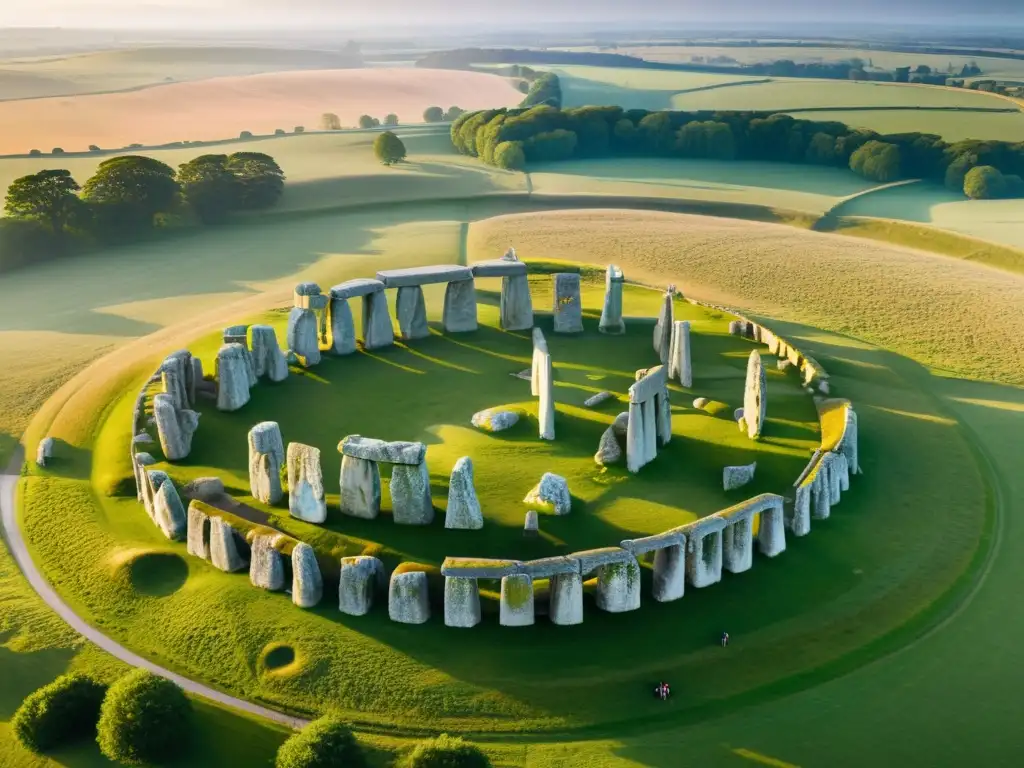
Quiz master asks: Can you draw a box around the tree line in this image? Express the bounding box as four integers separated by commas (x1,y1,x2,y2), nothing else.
451,104,1024,199
1,151,285,271
320,106,465,131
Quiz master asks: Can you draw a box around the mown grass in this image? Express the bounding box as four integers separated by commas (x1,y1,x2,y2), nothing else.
783,106,1024,142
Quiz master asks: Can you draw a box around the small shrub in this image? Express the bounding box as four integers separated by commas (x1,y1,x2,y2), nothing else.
402,734,491,768
12,673,107,754
96,669,192,765
374,131,407,165
51,147,65,155
240,130,253,139
963,165,1008,199
29,149,41,156
275,715,366,768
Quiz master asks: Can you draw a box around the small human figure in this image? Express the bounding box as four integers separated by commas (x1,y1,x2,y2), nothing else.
662,682,671,699
721,632,730,647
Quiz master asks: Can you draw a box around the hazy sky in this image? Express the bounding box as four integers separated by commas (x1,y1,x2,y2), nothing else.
3,0,1023,28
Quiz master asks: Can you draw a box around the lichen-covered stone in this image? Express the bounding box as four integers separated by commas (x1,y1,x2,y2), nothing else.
250,325,288,382
500,573,535,626
552,273,583,333
153,393,200,460
339,436,425,465
250,534,285,591
390,462,433,525
153,480,186,541
444,576,481,628
209,518,246,572
339,455,381,520
723,461,757,491
442,278,478,333
287,443,326,524
500,273,533,331
722,514,754,574
248,422,284,505
186,502,209,560
216,343,251,412
396,285,430,341
549,572,584,625
599,264,625,335
594,427,622,466
181,476,224,502
596,556,641,613
686,526,724,588
584,391,614,408
757,497,787,557
743,350,767,440
338,556,382,616
291,542,323,608
523,472,571,515
36,437,54,467
471,409,519,432
653,543,685,602
161,353,190,411
388,570,430,624
445,457,482,530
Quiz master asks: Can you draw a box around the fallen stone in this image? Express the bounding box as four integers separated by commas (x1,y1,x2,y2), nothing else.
442,278,478,333
612,411,630,438
723,461,757,491
216,343,251,411
500,573,535,626
250,325,289,382
209,517,247,572
523,472,571,515
133,432,154,446
36,437,54,468
339,435,426,465
594,427,622,466
250,534,285,591
248,422,284,505
444,576,481,628
388,569,430,624
390,462,433,525
291,543,323,608
338,556,383,615
287,443,326,524
153,480,186,541
445,457,483,530
471,409,520,432
181,476,225,502
339,455,381,520
153,393,200,461
552,273,583,333
584,391,614,408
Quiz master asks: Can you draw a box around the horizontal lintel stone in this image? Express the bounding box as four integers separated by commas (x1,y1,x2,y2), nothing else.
620,530,685,555
440,557,520,578
518,556,581,578
573,546,632,574
629,365,668,404
376,264,473,288
470,260,528,278
338,435,426,465
329,278,385,300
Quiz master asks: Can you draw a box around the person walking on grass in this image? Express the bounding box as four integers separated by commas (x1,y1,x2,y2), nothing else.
721,632,730,647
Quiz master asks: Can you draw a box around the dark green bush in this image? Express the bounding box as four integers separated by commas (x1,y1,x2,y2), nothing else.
402,734,491,768
96,669,192,765
275,715,366,768
963,165,1008,199
12,673,107,753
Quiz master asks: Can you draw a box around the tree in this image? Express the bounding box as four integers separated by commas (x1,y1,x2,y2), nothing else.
96,670,192,765
226,152,285,209
423,106,445,123
294,126,305,134
4,169,81,234
444,106,465,121
849,140,902,181
81,155,180,232
527,129,577,162
12,673,107,754
402,734,491,768
177,154,237,223
944,152,978,191
358,115,379,129
239,130,253,139
373,131,407,165
384,113,399,126
963,165,1007,199
275,128,286,136
275,715,366,768
321,113,341,131
492,140,525,170
806,131,839,164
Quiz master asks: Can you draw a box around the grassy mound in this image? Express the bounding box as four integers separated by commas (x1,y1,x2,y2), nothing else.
108,549,190,597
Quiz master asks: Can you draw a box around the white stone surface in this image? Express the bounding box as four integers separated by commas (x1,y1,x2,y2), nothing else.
612,410,630,439
625,401,644,473
216,343,252,412
153,480,186,541
442,278,478,333
500,573,535,626
692,397,710,410
471,409,519,432
743,350,767,440
653,543,686,602
161,354,190,411
390,462,434,525
653,291,674,363
538,351,555,440
836,451,850,492
36,437,54,467
287,443,327,524
790,482,811,537
552,273,583,333
251,325,288,382
248,421,284,505
153,393,200,460
584,391,614,408
286,308,321,366
723,514,754,574
340,436,425,465
656,389,672,446
388,570,430,624
338,556,382,616
523,472,571,515
362,290,395,350
339,455,381,520
209,518,246,572
598,264,625,334
594,426,623,466
723,461,757,491
186,502,209,560
687,528,723,588
641,398,657,464
530,327,548,396
396,285,430,340
500,273,534,331
291,543,323,608
445,457,483,530
444,576,481,628
329,297,357,355
668,320,692,386
757,498,787,557
812,471,831,520
524,509,539,534
596,556,641,613
250,534,285,591
549,572,584,625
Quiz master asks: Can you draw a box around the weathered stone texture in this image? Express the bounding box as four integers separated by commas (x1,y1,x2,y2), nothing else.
442,278,479,333
248,421,284,505
338,556,383,615
216,343,251,412
340,436,425,465
286,308,321,367
390,462,433,525
594,426,623,466
500,573,535,626
378,264,472,287
209,518,247,572
686,527,724,588
287,443,327,524
291,543,323,608
668,320,692,386
723,461,757,491
599,264,625,334
523,472,571,515
584,391,614,408
36,437,54,468
653,291,674,363
552,273,583,333
500,273,534,331
388,570,430,624
471,409,519,432
537,351,555,440
722,514,754,574
396,285,430,341
251,325,289,382
549,572,584,625
153,393,200,460
328,296,357,355
181,476,224,502
153,480,186,541
596,556,641,613
444,576,481,628
362,290,395,350
250,534,285,591
743,350,767,440
757,497,787,557
445,457,483,530
653,543,686,602
339,455,381,520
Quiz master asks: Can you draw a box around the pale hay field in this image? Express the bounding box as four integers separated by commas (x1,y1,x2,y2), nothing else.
0,68,523,154
783,107,1024,142
468,209,1024,384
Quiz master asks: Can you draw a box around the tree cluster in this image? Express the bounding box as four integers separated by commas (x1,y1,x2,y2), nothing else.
452,105,1024,197
11,673,108,754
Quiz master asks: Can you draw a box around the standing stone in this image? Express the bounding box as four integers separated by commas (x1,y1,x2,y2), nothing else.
501,274,534,331
396,285,430,341
224,326,257,387
552,273,583,333
444,577,481,628
523,472,571,515
251,325,289,382
625,401,644,474
523,510,539,536
216,343,251,412
338,556,383,616
836,451,850,493
442,279,478,333
248,422,285,504
530,327,547,397
653,290,674,363
445,457,483,530
641,398,657,464
687,527,723,588
538,352,555,440
599,264,625,334
594,426,622,466
656,388,672,446
186,503,210,560
339,455,381,519
812,471,831,520
743,350,767,440
790,483,811,537
287,307,320,367
723,515,754,574
153,480,186,541
390,462,433,525
827,452,843,503
842,406,860,475
500,573,535,626
362,291,395,350
758,498,787,557
291,543,323,608
653,543,686,602
388,569,430,624
250,534,285,591
287,443,327,524
596,557,641,613
723,461,757,491
669,320,692,386
329,296,357,355
549,572,584,625
153,393,200,461
189,357,204,405
209,518,246,572
161,354,190,411
181,476,224,502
